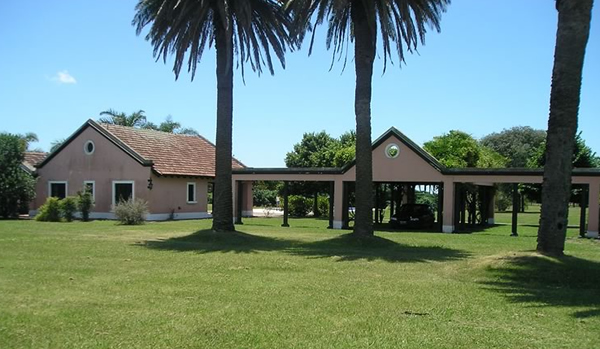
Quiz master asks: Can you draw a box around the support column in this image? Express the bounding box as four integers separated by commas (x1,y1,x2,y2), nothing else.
586,181,599,238
511,183,519,236
235,181,243,225
328,181,334,229
342,182,350,229
390,184,396,221
579,185,588,238
282,181,289,227
442,180,454,233
242,181,253,217
333,180,343,229
437,183,444,232
488,186,496,225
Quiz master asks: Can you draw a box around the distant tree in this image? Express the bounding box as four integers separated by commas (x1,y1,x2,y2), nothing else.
424,130,507,168
143,116,200,135
480,126,547,168
0,133,36,218
18,132,39,150
528,132,598,168
49,138,66,153
538,0,594,257
98,109,147,127
133,0,293,232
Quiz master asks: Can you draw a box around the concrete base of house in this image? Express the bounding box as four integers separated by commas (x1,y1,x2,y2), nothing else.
585,230,599,238
332,221,343,229
28,210,211,221
442,225,454,233
242,210,253,217
487,218,495,225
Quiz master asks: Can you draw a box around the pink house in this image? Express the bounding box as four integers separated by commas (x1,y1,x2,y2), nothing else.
31,119,248,220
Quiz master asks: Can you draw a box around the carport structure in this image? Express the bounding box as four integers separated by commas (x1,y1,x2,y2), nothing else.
232,128,600,237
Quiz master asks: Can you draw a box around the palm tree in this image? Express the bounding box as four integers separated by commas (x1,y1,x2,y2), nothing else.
286,0,449,237
98,109,148,127
537,0,594,257
133,0,293,232
18,132,39,150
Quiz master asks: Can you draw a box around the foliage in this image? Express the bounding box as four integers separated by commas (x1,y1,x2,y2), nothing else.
424,130,507,168
142,116,199,135
60,197,78,222
49,138,66,153
35,197,62,222
317,195,330,217
480,126,547,168
18,132,39,150
113,198,148,225
494,189,512,212
288,195,311,217
99,109,148,127
253,188,278,207
415,191,437,211
0,133,36,218
528,132,598,168
77,189,94,222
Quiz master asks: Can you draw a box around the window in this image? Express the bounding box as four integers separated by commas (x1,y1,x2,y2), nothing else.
385,143,400,159
83,181,95,201
48,181,67,199
112,181,134,207
187,182,197,204
84,140,95,155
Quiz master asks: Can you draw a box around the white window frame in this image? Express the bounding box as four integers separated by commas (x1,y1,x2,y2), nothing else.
187,182,197,204
112,180,135,208
83,181,96,201
48,181,68,199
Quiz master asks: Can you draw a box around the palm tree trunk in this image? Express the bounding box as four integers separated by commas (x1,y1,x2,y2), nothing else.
537,0,593,256
212,16,235,232
351,0,375,237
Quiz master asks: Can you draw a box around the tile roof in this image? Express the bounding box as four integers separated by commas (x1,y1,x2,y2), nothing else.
22,152,47,173
99,123,245,177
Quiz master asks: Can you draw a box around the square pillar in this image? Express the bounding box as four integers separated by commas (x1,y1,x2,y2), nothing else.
332,180,344,229
242,181,253,217
442,180,454,233
586,181,599,238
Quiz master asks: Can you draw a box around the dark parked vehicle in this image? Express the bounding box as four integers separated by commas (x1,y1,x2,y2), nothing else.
390,204,435,229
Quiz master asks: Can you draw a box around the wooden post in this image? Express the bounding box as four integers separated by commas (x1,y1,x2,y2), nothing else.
580,185,588,237
328,181,334,229
282,181,289,227
235,181,243,225
511,183,519,236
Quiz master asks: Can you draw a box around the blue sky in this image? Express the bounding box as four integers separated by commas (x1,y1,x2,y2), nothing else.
1,0,598,167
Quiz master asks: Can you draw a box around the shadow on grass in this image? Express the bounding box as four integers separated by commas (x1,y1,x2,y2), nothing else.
482,254,600,318
139,230,469,263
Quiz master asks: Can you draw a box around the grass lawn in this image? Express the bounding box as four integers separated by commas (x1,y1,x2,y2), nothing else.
0,217,598,349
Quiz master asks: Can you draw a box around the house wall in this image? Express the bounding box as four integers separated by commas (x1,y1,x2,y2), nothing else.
147,175,210,220
34,127,152,216
33,126,211,220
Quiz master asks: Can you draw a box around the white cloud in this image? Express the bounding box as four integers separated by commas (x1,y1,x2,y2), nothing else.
51,70,77,84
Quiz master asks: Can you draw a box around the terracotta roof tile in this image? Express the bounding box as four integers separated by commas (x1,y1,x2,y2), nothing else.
22,152,47,172
99,124,245,177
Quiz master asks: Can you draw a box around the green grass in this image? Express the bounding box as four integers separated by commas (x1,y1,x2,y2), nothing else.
0,217,598,349
495,203,583,228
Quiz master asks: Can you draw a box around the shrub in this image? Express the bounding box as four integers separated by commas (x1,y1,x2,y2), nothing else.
288,195,311,217
113,198,148,225
495,192,511,212
60,197,78,222
0,133,36,218
253,189,277,207
77,189,93,221
36,197,62,222
317,195,330,216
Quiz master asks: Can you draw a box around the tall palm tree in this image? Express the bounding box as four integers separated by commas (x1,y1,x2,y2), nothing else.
537,0,594,256
286,0,449,237
98,109,148,127
133,0,293,232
